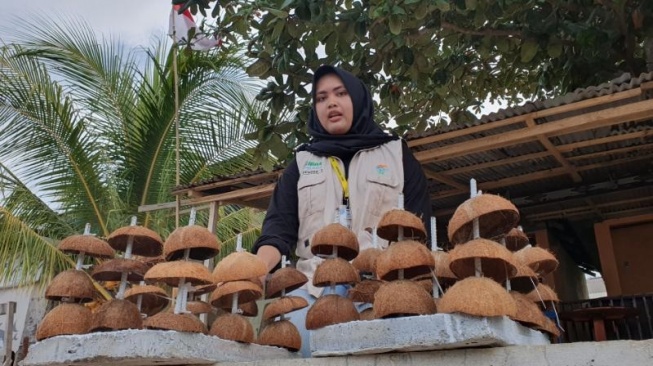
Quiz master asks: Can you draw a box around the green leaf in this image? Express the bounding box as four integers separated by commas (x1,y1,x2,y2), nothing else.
547,38,563,58
465,0,477,10
266,8,288,18
389,15,402,35
395,111,419,126
520,39,539,63
246,59,271,77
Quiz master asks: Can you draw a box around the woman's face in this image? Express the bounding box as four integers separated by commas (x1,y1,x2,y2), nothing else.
315,73,354,135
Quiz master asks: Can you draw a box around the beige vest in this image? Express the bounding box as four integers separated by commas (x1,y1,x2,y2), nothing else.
295,139,403,297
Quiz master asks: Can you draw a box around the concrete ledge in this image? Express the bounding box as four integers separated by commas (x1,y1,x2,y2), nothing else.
311,314,549,356
217,339,653,366
22,329,299,366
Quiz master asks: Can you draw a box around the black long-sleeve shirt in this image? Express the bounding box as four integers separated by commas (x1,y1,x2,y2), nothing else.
253,141,432,263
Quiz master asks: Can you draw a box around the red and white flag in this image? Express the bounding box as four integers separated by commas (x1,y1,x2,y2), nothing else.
169,4,221,51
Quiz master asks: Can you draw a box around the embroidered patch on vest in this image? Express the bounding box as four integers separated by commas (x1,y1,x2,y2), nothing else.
302,160,323,175
376,163,389,176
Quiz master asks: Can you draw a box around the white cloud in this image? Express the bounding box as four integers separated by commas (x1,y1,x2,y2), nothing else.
0,0,172,47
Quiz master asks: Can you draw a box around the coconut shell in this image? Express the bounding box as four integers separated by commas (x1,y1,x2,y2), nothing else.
209,313,255,343
35,303,92,340
505,228,529,251
144,260,214,287
348,279,383,304
257,320,301,352
448,194,520,245
107,226,163,257
313,258,360,287
448,238,518,283
509,263,539,294
310,223,359,261
359,307,375,321
373,280,437,319
375,240,434,281
142,255,165,268
213,251,267,283
509,292,545,328
376,209,427,242
536,316,561,338
526,283,560,304
58,234,115,259
351,248,383,274
438,277,517,318
262,296,309,321
90,299,143,332
124,284,169,316
514,246,559,277
45,269,96,303
218,300,259,317
91,258,149,282
432,251,458,288
187,300,214,315
305,294,359,330
144,312,207,334
265,267,308,299
164,225,221,261
210,280,262,308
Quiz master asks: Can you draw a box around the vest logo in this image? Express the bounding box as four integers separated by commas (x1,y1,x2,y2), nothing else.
302,160,323,175
376,163,389,176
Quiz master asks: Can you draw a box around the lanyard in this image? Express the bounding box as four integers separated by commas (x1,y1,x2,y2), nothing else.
328,156,349,202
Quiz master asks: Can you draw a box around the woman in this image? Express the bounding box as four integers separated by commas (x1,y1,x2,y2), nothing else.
253,65,431,356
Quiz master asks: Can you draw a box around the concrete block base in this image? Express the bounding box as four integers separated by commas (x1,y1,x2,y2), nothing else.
22,329,299,366
310,314,550,356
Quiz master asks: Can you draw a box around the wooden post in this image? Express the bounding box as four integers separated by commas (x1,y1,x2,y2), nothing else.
2,301,16,366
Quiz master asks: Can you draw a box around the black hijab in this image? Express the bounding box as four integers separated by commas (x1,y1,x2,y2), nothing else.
297,65,397,158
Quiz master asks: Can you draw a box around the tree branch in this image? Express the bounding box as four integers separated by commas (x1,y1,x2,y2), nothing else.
440,21,522,38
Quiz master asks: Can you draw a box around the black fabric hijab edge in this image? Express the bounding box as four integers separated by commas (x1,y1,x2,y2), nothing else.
296,65,397,158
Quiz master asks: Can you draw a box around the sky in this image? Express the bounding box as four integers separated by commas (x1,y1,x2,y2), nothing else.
0,0,174,48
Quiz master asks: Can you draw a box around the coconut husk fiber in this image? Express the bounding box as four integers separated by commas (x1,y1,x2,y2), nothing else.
526,283,560,309
509,292,546,328
144,260,214,287
514,246,559,277
351,247,383,275
164,225,221,261
448,238,518,283
190,283,218,298
359,307,376,321
209,313,255,343
375,240,435,281
186,300,214,315
348,279,383,304
35,303,92,341
313,258,360,287
107,226,163,257
509,263,539,294
58,234,115,259
448,194,520,245
262,296,309,321
213,251,267,283
124,285,169,316
144,312,207,334
536,316,561,338
91,258,149,282
432,251,458,288
310,223,359,261
438,277,517,318
90,299,143,332
257,320,301,352
376,209,427,242
265,267,308,299
218,300,258,317
46,269,96,303
305,294,359,330
505,228,529,251
374,280,437,319
210,280,262,308
141,255,165,268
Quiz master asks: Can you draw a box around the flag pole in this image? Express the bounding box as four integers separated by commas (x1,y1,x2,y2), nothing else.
172,4,181,229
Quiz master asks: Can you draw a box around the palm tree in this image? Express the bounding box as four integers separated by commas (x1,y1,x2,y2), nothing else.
0,16,269,287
